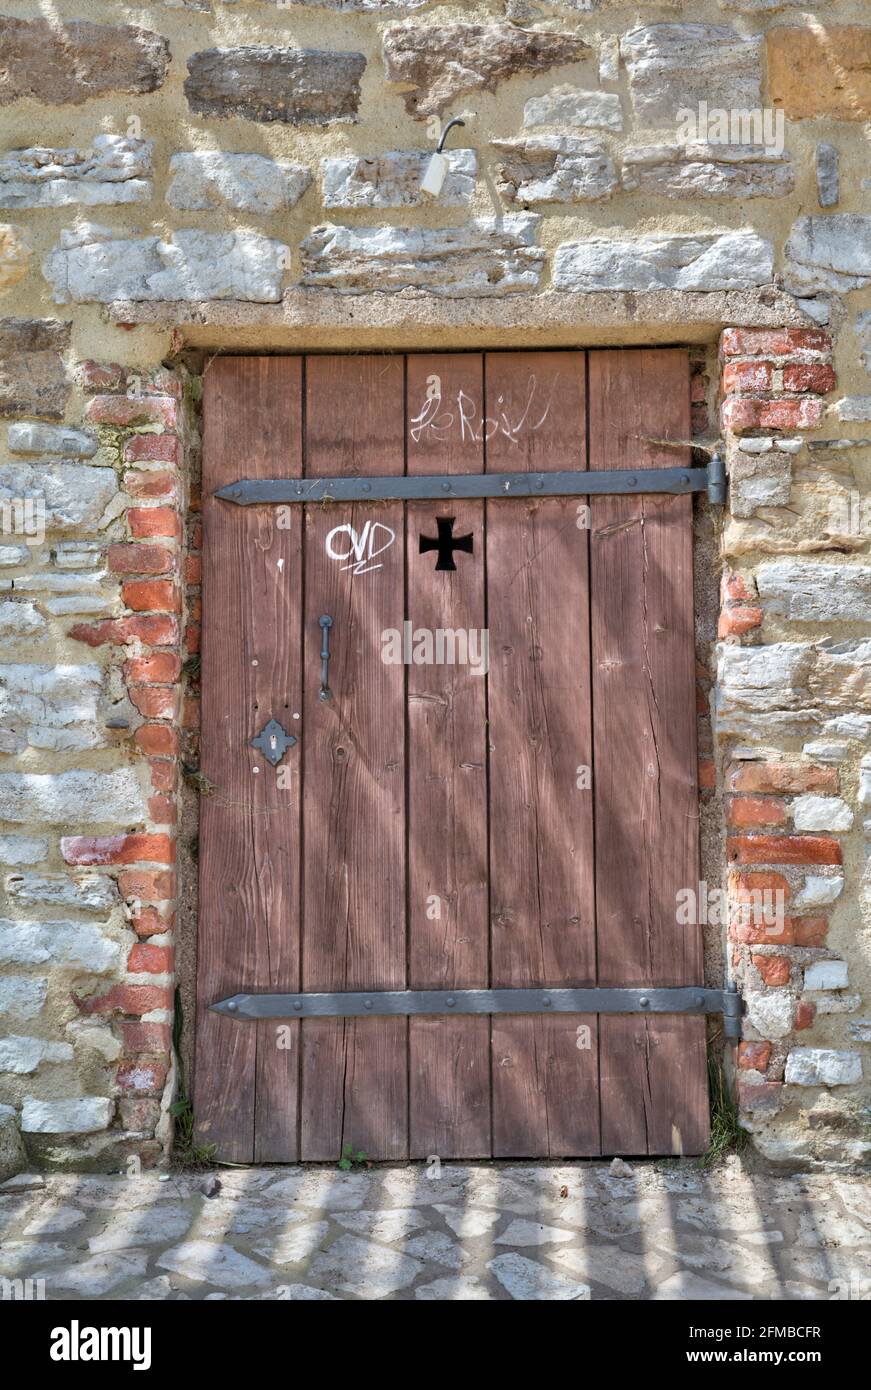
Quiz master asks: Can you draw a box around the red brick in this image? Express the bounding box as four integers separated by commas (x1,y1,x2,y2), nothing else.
751,952,791,986
70,614,179,648
122,579,180,613
148,794,176,825
119,1021,172,1053
151,370,183,400
84,395,178,429
722,571,755,605
149,760,177,792
129,507,182,541
794,1000,816,1031
128,942,174,974
721,396,824,432
118,869,176,902
135,723,178,756
131,907,174,939
728,834,842,865
722,360,774,394
730,912,826,948
191,521,202,551
731,869,791,899
118,1098,161,1130
116,1058,168,1094
726,796,787,829
75,360,127,392
730,918,789,945
124,653,181,684
794,916,829,947
737,1041,771,1071
691,373,708,403
128,686,178,720
124,471,178,500
185,622,201,656
729,869,790,941
698,758,716,791
738,1080,784,1113
718,605,763,637
123,434,180,465
727,761,838,795
184,554,202,585
691,402,708,435
183,697,200,730
60,834,174,866
720,327,832,360
783,363,836,394
109,542,175,576
76,984,172,1016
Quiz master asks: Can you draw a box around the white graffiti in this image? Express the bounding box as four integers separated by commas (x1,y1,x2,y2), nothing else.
409,373,556,448
325,519,396,575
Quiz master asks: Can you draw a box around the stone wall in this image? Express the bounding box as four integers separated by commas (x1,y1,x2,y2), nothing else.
0,0,870,1172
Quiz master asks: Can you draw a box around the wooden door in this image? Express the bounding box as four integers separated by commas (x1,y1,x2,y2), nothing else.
194,349,708,1162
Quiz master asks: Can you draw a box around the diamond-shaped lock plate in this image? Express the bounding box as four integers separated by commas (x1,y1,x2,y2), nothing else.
251,718,297,766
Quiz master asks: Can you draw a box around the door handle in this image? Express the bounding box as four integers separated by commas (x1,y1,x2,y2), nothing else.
319,615,333,701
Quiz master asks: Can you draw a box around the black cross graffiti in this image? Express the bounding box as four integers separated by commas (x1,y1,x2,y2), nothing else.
419,517,474,572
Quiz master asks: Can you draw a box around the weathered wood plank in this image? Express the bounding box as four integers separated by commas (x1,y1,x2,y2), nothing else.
588,348,708,1157
195,356,303,1164
300,355,408,1161
485,352,599,1157
406,354,490,1159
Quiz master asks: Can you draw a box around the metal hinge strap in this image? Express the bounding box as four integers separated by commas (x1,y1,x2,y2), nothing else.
211,984,742,1038
215,456,726,508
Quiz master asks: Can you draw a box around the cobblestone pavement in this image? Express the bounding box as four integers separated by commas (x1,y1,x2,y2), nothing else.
1,1158,869,1301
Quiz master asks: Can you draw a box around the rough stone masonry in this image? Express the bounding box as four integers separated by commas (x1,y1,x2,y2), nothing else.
0,0,869,1177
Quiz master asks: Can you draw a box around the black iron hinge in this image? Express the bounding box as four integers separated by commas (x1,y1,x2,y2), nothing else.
215,453,727,508
212,983,743,1039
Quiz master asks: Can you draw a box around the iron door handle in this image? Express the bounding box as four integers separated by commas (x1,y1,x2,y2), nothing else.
319,615,333,700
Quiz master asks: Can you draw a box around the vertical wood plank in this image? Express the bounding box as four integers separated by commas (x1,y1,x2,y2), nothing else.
195,357,303,1163
485,352,599,1158
406,354,490,1159
588,349,708,1157
300,355,408,1161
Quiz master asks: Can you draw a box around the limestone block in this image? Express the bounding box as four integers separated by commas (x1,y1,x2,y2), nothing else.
44,225,289,305
785,1049,862,1086
322,150,475,209
769,26,871,121
301,217,544,296
167,152,312,214
184,47,365,124
20,1097,114,1134
0,18,169,105
0,770,147,825
553,231,773,292
620,24,762,127
621,144,794,199
383,24,592,118
785,216,871,295
491,136,617,204
0,138,153,210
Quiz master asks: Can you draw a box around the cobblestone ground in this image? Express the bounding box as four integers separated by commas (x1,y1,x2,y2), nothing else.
1,1159,869,1301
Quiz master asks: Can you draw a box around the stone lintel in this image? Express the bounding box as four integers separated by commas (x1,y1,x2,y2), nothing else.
106,288,813,352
